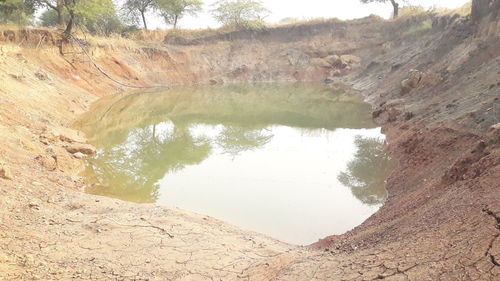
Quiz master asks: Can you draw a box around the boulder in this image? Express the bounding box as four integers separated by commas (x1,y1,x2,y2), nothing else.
65,143,96,155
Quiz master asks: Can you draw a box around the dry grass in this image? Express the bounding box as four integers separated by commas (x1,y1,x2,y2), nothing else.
396,1,472,19
435,1,472,17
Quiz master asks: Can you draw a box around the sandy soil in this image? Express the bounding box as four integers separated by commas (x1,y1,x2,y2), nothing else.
0,1,499,280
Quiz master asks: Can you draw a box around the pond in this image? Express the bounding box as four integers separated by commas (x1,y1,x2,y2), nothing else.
74,83,391,245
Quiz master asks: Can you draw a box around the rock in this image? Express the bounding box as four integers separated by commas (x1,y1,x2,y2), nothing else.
401,69,423,94
46,126,87,144
487,123,500,144
0,164,13,180
490,123,500,130
310,58,332,68
34,72,48,80
52,146,84,174
387,108,402,122
73,152,86,159
29,202,40,210
229,65,248,78
471,140,487,154
385,99,406,107
403,112,415,121
324,55,341,66
35,154,57,171
340,55,361,66
372,109,384,119
401,69,442,95
328,69,342,78
324,77,335,84
65,143,96,155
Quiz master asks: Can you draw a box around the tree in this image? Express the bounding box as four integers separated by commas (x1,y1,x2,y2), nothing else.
0,0,37,25
156,0,202,29
35,1,65,26
360,0,401,18
39,8,63,27
35,0,114,36
210,0,268,27
121,0,155,30
62,0,114,36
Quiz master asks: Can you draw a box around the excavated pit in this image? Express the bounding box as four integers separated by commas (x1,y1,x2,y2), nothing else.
0,1,498,279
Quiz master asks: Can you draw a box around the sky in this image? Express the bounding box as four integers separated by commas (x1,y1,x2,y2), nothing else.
147,0,471,30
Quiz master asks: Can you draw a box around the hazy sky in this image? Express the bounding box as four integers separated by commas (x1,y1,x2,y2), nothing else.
148,0,471,29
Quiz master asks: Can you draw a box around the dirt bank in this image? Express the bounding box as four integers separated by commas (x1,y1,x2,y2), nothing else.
0,0,499,280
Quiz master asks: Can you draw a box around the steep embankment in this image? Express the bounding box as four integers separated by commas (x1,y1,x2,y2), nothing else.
0,0,499,280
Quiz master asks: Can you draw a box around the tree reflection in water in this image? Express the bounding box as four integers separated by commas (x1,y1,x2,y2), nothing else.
337,136,391,205
216,126,273,156
78,83,389,205
85,122,212,203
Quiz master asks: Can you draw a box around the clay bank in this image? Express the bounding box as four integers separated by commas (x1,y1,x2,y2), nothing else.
0,0,499,280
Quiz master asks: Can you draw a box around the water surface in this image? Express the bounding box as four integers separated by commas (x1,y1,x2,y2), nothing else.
75,83,391,245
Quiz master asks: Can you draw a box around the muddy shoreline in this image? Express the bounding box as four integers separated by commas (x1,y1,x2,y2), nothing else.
1,2,499,279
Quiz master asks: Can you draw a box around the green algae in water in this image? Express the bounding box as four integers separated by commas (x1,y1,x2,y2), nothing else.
75,83,391,245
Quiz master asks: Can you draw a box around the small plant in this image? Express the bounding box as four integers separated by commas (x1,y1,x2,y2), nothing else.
402,19,432,38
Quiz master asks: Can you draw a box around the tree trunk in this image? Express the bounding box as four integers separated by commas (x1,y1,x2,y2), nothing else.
63,10,74,38
173,15,178,29
141,11,148,30
390,0,399,18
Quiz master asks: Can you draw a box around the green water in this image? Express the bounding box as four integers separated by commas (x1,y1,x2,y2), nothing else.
75,83,391,245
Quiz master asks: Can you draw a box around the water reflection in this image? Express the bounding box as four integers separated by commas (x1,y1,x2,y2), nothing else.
216,126,274,156
75,83,391,244
338,136,391,205
85,123,211,202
